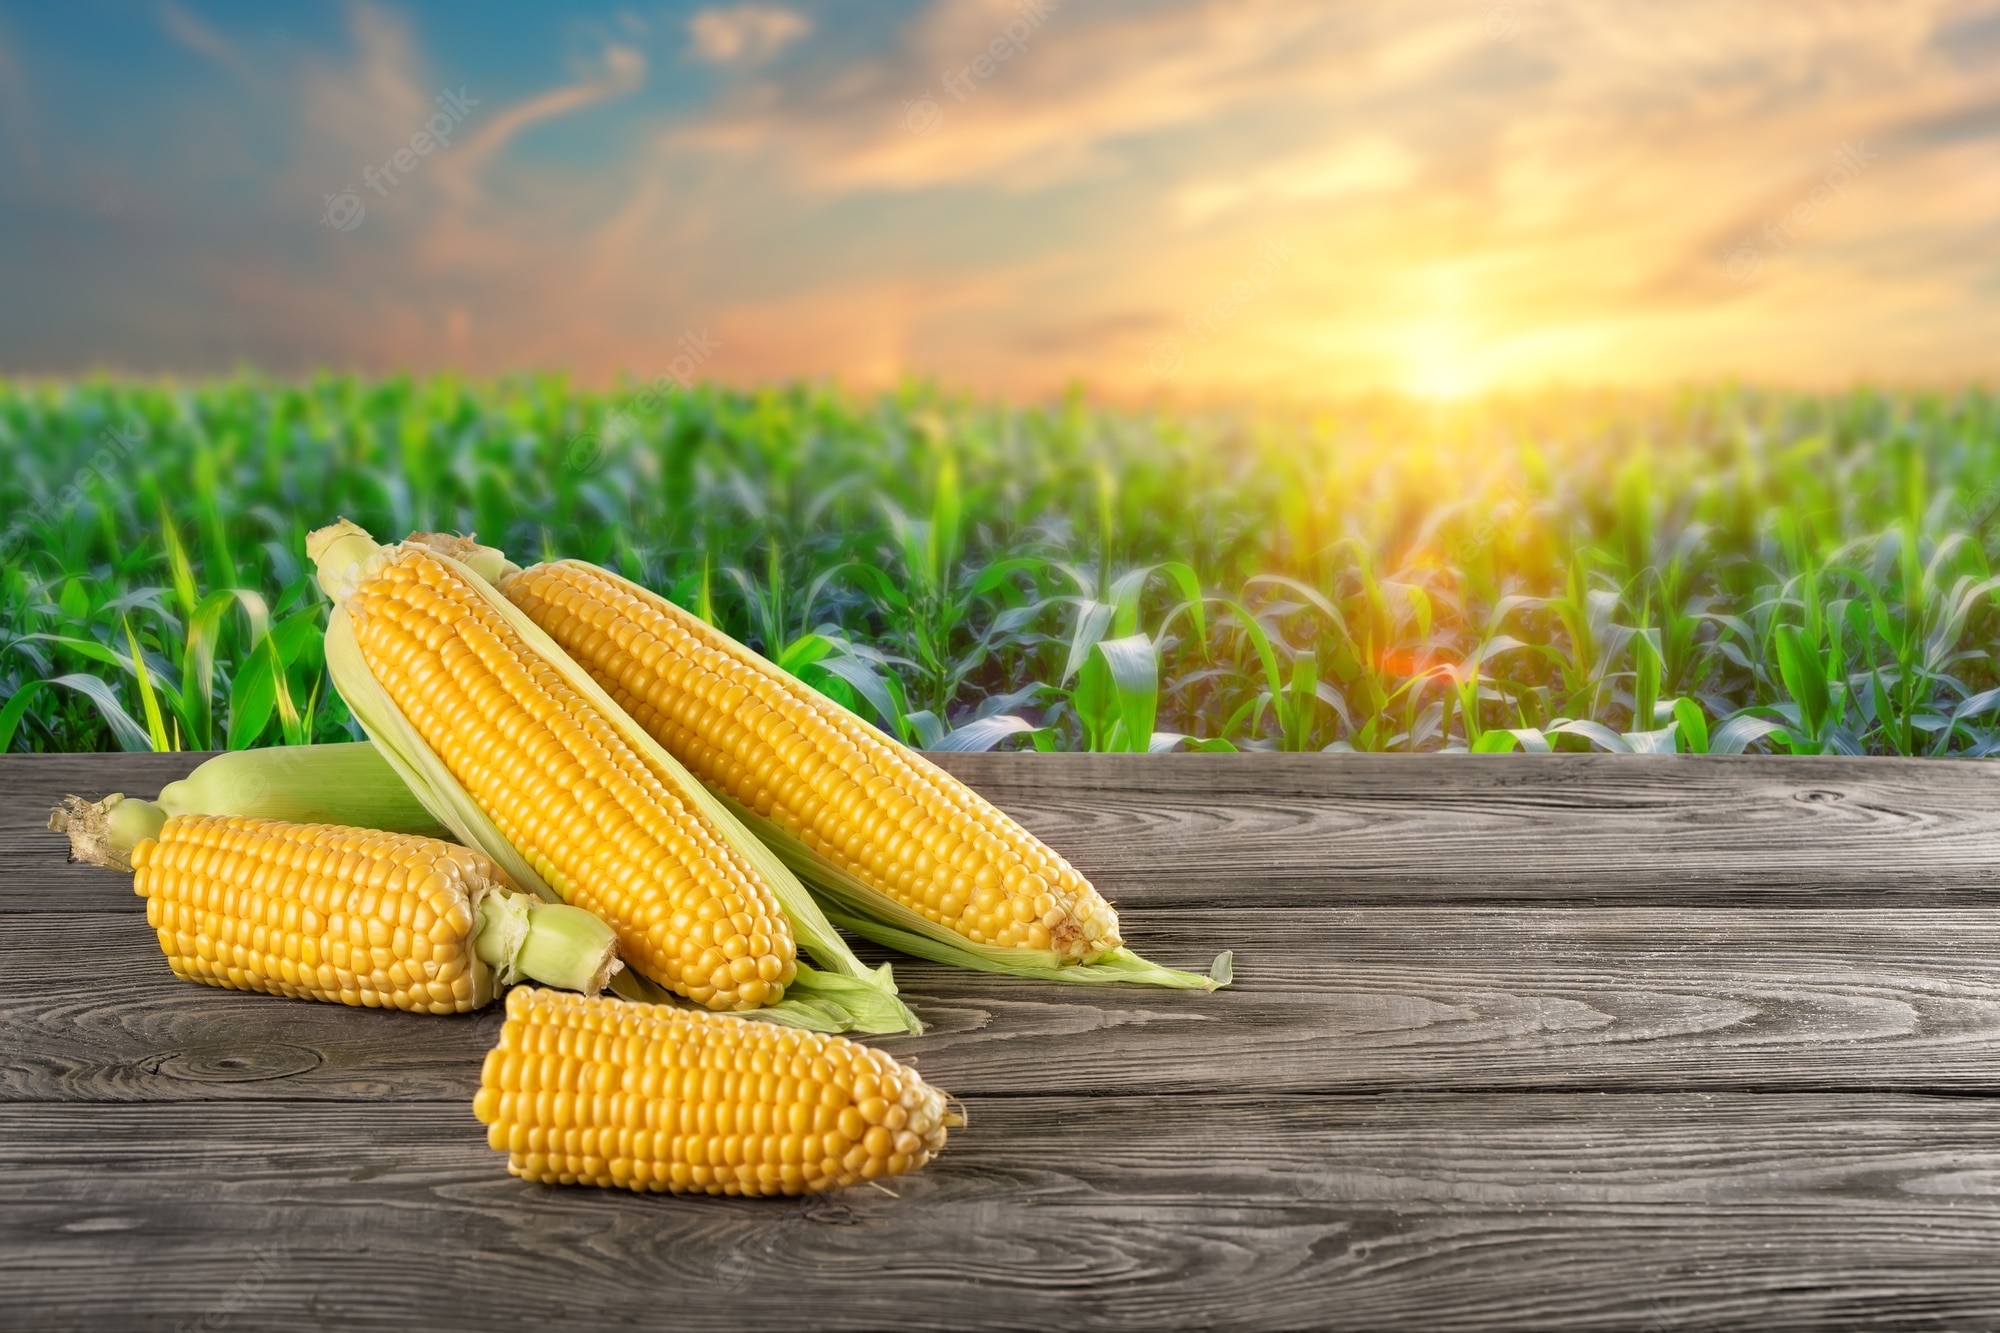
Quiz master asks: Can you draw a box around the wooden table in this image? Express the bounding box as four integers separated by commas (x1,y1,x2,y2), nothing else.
7,752,2000,1330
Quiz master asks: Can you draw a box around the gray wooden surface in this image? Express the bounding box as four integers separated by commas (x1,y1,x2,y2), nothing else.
6,752,2000,1331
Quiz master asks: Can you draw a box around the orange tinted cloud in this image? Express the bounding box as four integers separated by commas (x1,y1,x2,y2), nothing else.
2,0,1997,396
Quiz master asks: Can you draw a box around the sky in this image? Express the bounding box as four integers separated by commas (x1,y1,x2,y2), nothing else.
0,0,1997,400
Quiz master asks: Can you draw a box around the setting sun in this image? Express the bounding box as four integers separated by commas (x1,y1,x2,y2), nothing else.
1400,322,1492,402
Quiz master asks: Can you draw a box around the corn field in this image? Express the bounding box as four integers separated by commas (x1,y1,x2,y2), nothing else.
5,376,2000,757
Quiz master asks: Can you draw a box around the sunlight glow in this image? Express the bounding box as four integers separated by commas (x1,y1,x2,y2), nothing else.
1399,321,1492,402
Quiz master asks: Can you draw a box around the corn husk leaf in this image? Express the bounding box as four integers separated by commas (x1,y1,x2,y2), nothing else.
317,531,917,1035
155,743,449,838
714,784,1228,990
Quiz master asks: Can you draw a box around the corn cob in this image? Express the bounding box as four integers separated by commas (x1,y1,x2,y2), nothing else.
308,523,799,1014
119,814,618,1011
474,987,958,1195
49,742,447,873
501,560,1124,961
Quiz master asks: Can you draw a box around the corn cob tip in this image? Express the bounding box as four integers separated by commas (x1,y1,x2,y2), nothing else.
304,516,369,560
306,518,385,602
50,793,165,872
405,531,520,584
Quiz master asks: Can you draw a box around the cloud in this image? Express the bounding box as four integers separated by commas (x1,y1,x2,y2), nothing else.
437,44,647,194
9,0,2000,395
676,0,1375,192
157,0,258,85
687,5,810,67
1173,138,1421,225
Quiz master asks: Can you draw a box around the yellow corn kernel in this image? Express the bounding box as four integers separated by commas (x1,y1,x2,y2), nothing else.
502,561,1122,961
129,815,498,1013
342,545,797,1011
474,988,956,1196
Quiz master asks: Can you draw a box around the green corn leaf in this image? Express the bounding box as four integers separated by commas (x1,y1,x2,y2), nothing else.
227,639,276,750
1283,653,1320,751
1062,599,1116,685
1,674,152,752
1159,561,1205,645
1672,696,1710,754
122,617,174,752
1546,718,1633,753
1090,633,1158,753
1712,714,1791,755
159,504,200,622
929,714,1035,752
1773,624,1828,743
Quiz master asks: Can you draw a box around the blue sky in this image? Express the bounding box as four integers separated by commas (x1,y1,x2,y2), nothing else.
2,1,1997,398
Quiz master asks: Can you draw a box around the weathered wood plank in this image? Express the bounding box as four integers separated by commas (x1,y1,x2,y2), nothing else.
934,751,2000,906
9,752,2000,912
11,907,2000,1103
4,1094,1999,1332
10,751,2000,1328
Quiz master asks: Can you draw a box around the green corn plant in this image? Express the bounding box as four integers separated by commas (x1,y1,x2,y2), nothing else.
7,377,2000,756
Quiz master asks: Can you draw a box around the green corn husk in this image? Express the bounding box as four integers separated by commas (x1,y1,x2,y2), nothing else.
49,742,448,872
714,783,1231,990
310,521,919,1035
158,744,448,836
508,553,1228,992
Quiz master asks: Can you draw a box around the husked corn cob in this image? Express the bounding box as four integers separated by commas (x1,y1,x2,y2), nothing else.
502,561,1123,961
324,536,798,1012
474,987,957,1195
127,815,617,1012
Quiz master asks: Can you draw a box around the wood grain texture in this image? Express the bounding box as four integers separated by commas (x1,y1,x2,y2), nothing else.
0,752,204,910
9,751,2000,911
8,752,2000,1330
930,751,2000,906
6,1094,2000,1332
11,907,2000,1103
